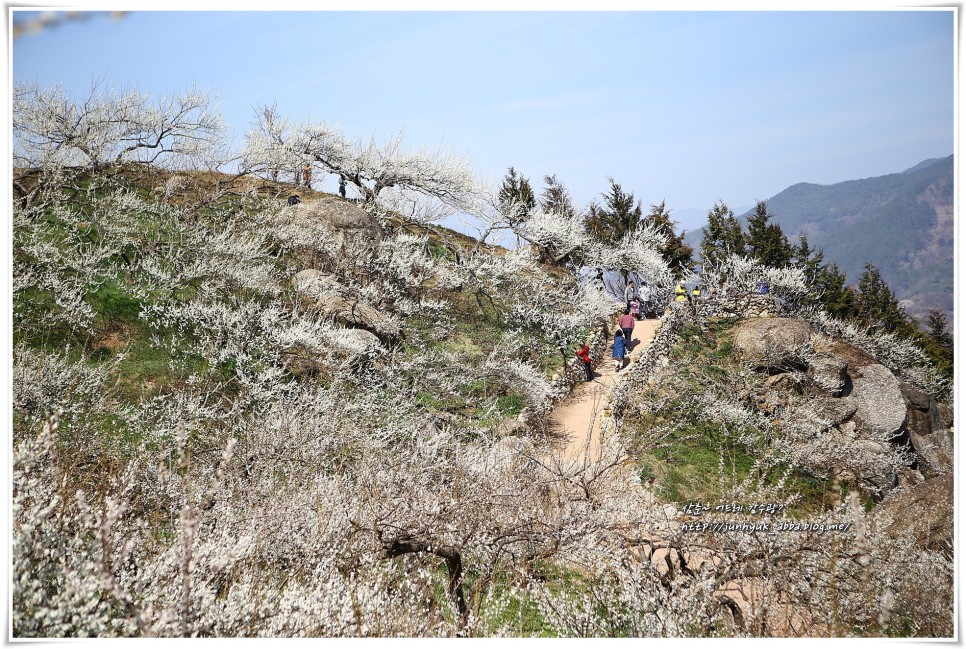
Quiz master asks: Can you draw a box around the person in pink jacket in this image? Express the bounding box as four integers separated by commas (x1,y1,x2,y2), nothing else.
618,309,635,351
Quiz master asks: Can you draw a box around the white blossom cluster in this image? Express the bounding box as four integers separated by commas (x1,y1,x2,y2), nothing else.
700,253,812,309
14,82,225,172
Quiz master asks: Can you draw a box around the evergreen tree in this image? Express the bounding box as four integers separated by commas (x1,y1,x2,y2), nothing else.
814,261,856,320
745,200,793,267
700,200,745,267
923,309,954,376
792,234,817,270
644,200,693,273
854,263,916,336
539,174,577,218
584,177,644,246
498,166,536,224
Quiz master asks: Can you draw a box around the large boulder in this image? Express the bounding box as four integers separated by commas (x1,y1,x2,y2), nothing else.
871,474,953,556
317,294,401,341
297,198,381,248
337,328,384,356
908,431,954,477
936,402,953,428
841,363,907,441
291,269,343,304
794,397,857,428
291,270,401,341
900,382,951,436
807,352,849,396
898,382,953,476
732,318,812,369
812,339,877,371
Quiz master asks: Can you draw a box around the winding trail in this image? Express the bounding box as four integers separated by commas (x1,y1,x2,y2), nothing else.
551,314,660,461
545,305,819,636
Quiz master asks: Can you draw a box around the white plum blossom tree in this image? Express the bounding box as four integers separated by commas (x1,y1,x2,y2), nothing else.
14,82,225,174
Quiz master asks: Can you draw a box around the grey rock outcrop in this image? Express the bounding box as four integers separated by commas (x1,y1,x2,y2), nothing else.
871,473,953,556
292,269,342,304
812,339,877,371
841,363,907,441
340,327,383,352
317,294,401,341
296,198,381,248
291,270,400,342
899,382,953,476
794,397,857,428
732,318,812,369
808,352,849,396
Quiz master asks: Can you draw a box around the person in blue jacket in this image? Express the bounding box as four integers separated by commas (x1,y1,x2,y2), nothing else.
612,329,626,372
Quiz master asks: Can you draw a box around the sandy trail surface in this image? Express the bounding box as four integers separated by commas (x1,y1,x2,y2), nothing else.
551,316,660,461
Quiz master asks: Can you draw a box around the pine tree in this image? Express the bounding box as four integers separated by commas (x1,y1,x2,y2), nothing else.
700,200,745,267
854,263,916,336
539,174,577,218
745,200,793,267
923,309,953,376
644,200,693,273
814,261,856,320
498,166,536,224
584,177,645,246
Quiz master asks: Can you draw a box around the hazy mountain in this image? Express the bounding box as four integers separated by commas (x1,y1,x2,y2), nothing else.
687,156,953,323
673,205,753,236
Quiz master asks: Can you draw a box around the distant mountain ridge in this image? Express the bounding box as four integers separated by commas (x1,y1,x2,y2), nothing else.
688,155,953,323
901,158,945,174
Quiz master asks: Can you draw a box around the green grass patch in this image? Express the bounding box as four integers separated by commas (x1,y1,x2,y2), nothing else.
645,424,757,505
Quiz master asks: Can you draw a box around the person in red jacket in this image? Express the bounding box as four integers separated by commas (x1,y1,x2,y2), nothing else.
575,343,593,382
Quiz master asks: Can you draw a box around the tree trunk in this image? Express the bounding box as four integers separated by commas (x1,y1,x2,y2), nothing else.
383,533,468,623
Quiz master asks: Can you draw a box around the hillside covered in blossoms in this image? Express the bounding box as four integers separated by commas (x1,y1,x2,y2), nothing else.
11,84,954,638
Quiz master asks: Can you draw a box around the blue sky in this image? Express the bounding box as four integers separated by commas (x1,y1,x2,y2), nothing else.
10,6,956,234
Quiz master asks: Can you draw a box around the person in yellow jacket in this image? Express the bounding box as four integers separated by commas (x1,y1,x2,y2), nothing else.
674,282,688,302
691,285,701,300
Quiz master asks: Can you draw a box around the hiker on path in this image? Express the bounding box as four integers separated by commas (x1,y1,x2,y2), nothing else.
339,177,347,198
624,280,638,312
302,164,312,188
675,282,688,303
612,329,626,372
619,308,635,350
629,297,641,320
639,281,652,319
575,343,593,382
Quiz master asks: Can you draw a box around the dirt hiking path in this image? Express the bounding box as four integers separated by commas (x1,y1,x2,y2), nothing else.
546,308,818,636
551,316,660,462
